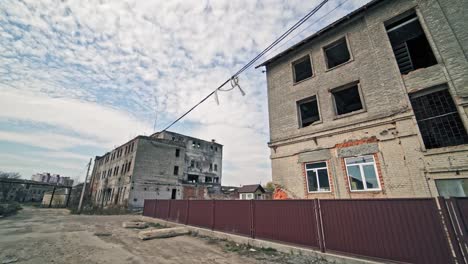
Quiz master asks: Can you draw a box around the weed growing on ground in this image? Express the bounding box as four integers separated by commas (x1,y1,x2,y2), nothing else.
146,222,166,229
0,203,22,217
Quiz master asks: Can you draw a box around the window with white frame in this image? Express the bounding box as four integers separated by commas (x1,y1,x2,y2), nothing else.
305,162,330,192
345,155,381,191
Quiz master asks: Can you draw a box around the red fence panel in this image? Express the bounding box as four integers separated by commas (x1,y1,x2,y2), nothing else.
253,200,320,249
155,200,170,220
187,200,213,229
319,199,453,264
455,198,468,231
169,200,189,223
143,199,156,217
213,200,251,236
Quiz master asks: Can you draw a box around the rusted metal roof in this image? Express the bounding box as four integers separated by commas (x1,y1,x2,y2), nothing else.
255,0,387,68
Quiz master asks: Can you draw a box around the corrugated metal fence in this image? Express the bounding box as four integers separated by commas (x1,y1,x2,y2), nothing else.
143,198,466,264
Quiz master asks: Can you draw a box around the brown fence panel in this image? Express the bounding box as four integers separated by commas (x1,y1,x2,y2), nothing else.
155,200,170,220
213,200,251,236
187,200,213,229
169,200,189,223
455,198,468,231
320,199,454,264
143,199,156,217
253,200,320,249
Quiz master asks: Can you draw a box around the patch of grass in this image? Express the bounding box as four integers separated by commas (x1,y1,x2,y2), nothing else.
69,206,132,215
0,202,22,218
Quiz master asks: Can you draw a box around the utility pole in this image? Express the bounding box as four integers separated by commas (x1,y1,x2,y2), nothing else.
78,158,92,214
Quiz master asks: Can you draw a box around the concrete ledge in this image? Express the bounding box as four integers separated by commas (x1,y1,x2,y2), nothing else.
141,216,382,264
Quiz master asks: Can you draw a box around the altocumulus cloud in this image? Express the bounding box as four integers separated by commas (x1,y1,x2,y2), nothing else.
0,0,371,184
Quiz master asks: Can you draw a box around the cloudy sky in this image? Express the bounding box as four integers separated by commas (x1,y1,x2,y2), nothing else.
0,0,371,185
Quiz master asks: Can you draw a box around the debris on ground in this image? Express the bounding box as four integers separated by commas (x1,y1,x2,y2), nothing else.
94,232,112,237
191,232,331,264
138,227,189,240
122,221,148,229
1,256,18,264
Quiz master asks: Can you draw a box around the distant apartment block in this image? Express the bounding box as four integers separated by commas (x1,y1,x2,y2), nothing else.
89,131,223,208
258,0,468,199
31,173,74,187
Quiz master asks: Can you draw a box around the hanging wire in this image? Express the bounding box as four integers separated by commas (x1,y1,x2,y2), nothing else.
159,0,330,133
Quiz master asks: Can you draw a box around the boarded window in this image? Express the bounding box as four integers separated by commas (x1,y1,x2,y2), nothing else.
332,84,363,115
173,166,179,175
292,55,313,83
324,37,351,69
297,96,320,127
386,12,437,74
410,87,468,149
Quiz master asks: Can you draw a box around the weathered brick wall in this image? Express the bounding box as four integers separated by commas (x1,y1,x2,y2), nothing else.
266,0,468,199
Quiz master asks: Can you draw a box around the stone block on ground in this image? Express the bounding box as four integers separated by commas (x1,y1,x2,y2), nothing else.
138,227,189,240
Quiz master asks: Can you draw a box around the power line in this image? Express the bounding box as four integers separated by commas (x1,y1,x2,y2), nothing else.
261,0,350,61
160,0,329,133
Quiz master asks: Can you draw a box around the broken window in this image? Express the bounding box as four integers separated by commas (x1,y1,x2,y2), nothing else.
175,148,180,157
214,177,219,183
188,174,199,183
214,164,218,171
386,12,437,74
345,155,380,191
297,96,320,127
292,55,313,83
190,160,195,168
205,177,212,183
305,162,330,192
324,37,351,69
332,83,363,115
410,87,468,149
209,163,213,171
173,166,179,175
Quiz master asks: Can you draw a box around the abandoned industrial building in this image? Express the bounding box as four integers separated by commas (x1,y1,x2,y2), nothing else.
89,131,223,208
258,0,468,199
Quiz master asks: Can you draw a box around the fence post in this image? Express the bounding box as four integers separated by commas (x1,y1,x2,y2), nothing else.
250,200,256,239
438,197,467,264
153,199,158,218
185,200,190,225
211,200,216,231
167,200,172,220
314,199,326,253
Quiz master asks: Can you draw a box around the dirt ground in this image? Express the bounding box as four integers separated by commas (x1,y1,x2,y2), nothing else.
0,207,328,264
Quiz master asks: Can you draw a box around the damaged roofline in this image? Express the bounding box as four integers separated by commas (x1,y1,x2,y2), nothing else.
255,0,386,69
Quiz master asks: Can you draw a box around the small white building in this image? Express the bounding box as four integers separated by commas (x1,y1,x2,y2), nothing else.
238,184,266,200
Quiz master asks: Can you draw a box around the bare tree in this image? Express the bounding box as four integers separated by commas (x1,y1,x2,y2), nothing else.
0,171,21,202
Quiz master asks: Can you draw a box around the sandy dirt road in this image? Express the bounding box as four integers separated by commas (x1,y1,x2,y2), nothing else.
0,207,268,264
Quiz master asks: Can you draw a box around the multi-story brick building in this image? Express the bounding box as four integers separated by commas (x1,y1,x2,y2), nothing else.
89,131,223,208
257,0,468,199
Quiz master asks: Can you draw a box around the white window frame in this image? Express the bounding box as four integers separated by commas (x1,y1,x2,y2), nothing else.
305,161,331,193
344,155,381,192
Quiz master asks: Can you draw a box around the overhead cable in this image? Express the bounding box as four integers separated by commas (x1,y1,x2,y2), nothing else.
160,0,329,133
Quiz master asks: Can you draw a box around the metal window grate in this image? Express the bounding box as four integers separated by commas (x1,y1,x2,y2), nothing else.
410,89,468,149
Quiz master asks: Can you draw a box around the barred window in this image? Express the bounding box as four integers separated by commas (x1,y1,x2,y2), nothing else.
410,88,468,149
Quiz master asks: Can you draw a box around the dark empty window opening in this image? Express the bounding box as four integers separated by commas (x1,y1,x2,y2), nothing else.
386,12,437,74
297,96,320,128
410,87,468,149
175,148,180,157
293,56,313,83
188,174,199,183
333,84,363,115
173,166,179,175
324,38,351,69
205,177,212,183
214,164,218,171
